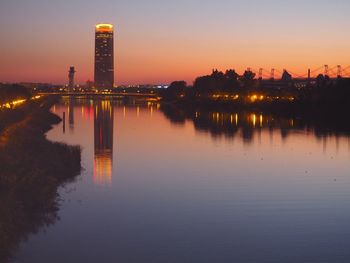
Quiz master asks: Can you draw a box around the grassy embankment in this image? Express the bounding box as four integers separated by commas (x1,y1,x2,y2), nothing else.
0,96,81,262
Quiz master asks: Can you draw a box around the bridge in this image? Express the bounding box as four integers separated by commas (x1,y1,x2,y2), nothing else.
38,92,160,99
248,65,350,80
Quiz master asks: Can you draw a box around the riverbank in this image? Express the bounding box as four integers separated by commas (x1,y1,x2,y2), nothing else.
0,96,82,262
161,71,350,125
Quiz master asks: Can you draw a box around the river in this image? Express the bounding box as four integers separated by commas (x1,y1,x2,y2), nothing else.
14,96,350,262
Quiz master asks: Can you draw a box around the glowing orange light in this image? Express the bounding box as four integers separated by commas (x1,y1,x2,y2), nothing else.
1,98,27,109
250,114,257,127
250,95,258,103
96,23,114,33
93,152,112,186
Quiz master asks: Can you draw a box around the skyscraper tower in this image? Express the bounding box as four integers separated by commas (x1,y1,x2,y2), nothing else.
94,23,114,90
68,66,76,93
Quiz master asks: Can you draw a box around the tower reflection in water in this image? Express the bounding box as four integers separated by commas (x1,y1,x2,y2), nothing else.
68,97,74,132
93,100,114,186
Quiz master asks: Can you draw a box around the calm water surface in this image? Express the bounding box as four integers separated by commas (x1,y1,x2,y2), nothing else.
15,97,350,262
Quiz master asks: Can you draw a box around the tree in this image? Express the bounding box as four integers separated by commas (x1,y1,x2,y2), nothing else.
225,69,240,90
225,69,239,81
240,70,256,88
162,81,187,101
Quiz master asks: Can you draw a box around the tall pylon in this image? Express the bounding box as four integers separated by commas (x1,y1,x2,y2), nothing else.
270,68,275,80
324,65,329,77
337,65,342,78
258,68,263,80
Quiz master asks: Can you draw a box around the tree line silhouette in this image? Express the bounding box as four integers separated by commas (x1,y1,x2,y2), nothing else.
161,69,350,112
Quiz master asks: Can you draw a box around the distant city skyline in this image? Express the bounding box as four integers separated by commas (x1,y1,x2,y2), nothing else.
1,0,350,85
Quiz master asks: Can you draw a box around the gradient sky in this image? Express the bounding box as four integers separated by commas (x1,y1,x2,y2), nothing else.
1,0,350,85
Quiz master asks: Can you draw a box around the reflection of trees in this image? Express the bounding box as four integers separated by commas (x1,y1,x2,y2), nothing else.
161,104,350,143
194,112,239,139
160,104,187,125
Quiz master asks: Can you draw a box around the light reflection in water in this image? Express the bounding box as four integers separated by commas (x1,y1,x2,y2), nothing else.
55,98,162,187
161,104,350,149
251,113,256,127
14,97,350,263
54,97,350,183
93,100,114,186
68,97,74,132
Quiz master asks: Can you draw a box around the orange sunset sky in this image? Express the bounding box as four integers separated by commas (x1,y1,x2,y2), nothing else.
1,0,350,85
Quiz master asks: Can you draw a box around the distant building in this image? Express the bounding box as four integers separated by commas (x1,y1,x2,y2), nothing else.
85,80,95,91
94,23,114,90
68,66,76,92
282,70,292,82
19,82,56,92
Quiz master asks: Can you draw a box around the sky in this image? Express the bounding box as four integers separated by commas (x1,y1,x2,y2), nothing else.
1,0,350,85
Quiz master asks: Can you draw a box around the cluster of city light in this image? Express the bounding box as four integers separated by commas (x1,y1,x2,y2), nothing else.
263,96,295,102
0,95,42,110
210,93,295,103
212,94,240,100
248,94,265,103
246,94,294,103
0,99,26,109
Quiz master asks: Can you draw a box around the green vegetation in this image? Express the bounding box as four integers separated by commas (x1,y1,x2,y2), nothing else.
0,97,81,262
